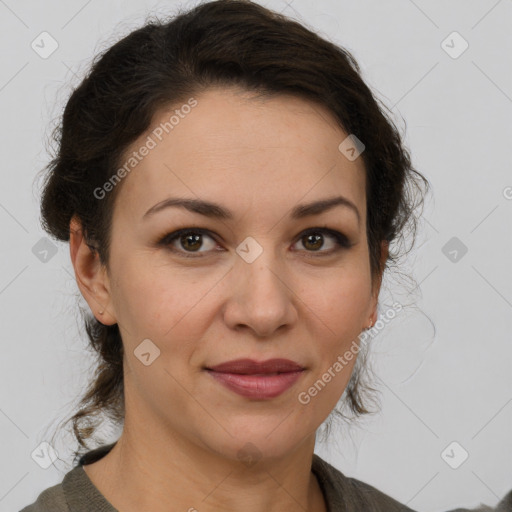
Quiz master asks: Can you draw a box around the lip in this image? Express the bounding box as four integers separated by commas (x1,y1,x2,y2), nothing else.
206,358,304,374
204,358,305,399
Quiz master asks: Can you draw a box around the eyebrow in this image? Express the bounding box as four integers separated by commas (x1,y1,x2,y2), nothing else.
143,195,361,226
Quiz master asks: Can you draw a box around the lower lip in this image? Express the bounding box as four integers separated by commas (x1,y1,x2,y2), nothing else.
205,370,304,399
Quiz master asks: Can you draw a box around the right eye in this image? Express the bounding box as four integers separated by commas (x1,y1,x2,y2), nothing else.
157,228,222,258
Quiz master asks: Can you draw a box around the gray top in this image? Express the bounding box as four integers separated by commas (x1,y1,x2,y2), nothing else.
20,442,511,511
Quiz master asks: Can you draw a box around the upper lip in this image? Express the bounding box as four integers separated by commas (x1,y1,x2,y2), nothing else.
205,358,305,374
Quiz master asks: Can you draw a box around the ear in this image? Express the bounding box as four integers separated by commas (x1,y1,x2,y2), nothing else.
368,240,389,327
69,215,117,326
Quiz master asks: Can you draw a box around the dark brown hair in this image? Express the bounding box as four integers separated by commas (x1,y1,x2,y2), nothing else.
39,0,430,458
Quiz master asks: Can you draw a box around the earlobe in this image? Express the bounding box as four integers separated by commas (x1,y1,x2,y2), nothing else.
69,216,117,325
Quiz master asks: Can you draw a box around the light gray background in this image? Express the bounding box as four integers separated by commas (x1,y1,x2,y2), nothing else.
1,1,511,511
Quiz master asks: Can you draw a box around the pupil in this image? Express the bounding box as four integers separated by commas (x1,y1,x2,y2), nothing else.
305,233,323,250
182,233,201,251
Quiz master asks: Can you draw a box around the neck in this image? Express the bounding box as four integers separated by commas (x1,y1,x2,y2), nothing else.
83,423,326,512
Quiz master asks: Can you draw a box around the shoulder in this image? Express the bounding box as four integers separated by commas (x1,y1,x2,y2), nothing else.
496,489,512,511
20,442,119,512
312,453,416,511
19,480,68,512
446,488,512,512
312,454,512,512
19,463,110,512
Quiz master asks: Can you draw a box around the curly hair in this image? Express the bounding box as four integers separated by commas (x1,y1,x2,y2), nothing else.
38,0,430,460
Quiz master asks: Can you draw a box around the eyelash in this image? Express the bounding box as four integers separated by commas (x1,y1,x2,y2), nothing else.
157,227,353,259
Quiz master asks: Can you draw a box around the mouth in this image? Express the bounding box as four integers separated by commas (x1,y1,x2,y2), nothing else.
204,358,305,399
205,358,305,374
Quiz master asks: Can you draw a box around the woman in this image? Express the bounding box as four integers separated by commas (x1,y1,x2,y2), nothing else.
21,0,464,510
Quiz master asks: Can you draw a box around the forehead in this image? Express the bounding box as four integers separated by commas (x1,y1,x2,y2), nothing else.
114,87,367,225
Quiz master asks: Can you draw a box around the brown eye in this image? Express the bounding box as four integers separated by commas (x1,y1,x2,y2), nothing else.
302,232,324,251
159,228,219,257
292,228,352,255
180,232,203,251
158,226,352,259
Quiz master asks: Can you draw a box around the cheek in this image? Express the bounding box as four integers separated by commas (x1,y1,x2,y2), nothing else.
110,257,221,344
302,265,370,400
303,267,371,338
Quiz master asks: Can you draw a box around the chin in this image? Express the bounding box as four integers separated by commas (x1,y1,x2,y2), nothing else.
205,425,303,464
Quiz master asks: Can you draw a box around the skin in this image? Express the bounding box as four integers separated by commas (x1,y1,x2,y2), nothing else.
70,86,388,512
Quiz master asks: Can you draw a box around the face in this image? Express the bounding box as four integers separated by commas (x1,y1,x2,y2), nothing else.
77,87,385,462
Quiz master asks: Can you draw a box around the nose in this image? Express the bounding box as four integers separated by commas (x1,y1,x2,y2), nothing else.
222,253,298,339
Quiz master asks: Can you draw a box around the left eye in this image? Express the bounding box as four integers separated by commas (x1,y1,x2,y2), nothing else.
158,227,351,257
293,229,348,253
